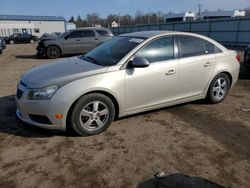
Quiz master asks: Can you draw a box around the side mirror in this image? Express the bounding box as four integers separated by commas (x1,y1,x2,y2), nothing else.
131,56,150,68
64,35,69,40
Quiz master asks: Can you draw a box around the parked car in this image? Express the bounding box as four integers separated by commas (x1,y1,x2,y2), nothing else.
0,36,6,54
244,44,250,69
16,31,240,136
36,27,113,59
5,33,38,44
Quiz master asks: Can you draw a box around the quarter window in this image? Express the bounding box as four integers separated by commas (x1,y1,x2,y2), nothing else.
135,37,174,63
204,40,222,54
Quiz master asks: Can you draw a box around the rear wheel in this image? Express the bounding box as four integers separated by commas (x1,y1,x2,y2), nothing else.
70,93,115,136
10,40,14,44
46,46,61,59
206,73,230,104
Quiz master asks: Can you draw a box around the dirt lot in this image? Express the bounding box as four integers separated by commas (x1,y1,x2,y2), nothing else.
0,44,250,188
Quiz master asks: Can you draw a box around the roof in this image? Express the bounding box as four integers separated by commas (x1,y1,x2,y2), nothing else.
120,31,175,38
202,10,242,17
166,12,195,19
0,15,66,21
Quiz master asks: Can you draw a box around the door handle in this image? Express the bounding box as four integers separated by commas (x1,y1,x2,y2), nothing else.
95,38,98,40
204,62,212,67
76,39,80,42
165,69,176,75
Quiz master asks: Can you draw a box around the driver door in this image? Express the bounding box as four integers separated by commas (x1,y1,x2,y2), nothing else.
124,36,179,112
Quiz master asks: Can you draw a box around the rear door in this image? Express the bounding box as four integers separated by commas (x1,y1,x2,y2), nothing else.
176,35,221,98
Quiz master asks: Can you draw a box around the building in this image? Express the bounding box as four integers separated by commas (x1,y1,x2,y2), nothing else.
111,21,119,28
201,10,245,20
0,15,66,37
66,22,76,31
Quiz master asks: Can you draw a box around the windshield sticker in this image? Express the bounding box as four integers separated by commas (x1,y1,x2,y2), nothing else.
129,38,144,43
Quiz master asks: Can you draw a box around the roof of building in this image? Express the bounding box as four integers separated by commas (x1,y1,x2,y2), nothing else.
0,15,66,21
202,10,244,17
165,12,195,19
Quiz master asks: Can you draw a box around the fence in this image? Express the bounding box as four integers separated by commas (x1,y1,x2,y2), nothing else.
111,18,250,46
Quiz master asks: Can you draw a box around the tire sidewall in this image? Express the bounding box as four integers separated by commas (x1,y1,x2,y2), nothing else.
71,94,115,136
208,73,230,103
46,46,60,59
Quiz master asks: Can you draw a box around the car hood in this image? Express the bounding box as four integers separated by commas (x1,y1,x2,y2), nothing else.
21,56,108,88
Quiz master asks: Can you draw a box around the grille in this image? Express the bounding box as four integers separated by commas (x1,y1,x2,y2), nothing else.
29,114,52,125
16,88,23,99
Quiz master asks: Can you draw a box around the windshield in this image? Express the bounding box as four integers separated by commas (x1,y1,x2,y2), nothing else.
59,31,69,38
79,36,145,66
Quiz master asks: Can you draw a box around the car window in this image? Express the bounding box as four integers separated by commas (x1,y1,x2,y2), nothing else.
68,31,82,38
178,36,205,58
96,30,112,37
80,30,95,37
135,37,174,63
204,40,222,54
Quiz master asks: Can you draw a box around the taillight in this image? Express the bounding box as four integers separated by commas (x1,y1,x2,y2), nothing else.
236,54,241,63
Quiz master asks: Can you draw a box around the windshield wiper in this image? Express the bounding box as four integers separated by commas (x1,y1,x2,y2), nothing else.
83,55,102,66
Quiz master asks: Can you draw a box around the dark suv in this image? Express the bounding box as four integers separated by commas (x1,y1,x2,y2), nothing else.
244,44,250,70
37,27,113,59
5,33,38,44
0,36,6,54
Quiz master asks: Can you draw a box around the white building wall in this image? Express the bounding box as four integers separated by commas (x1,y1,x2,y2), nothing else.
0,20,65,37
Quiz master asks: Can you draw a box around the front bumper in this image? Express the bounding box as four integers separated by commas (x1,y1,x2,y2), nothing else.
15,83,66,131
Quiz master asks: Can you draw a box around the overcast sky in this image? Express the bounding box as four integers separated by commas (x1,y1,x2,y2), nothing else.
0,0,249,19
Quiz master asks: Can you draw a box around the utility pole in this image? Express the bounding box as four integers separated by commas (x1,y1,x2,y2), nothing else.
198,4,202,19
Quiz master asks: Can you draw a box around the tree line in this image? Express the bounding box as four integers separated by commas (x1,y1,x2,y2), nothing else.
69,8,250,28
69,11,166,28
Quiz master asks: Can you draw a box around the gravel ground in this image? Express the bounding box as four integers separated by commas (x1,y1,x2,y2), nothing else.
0,44,249,188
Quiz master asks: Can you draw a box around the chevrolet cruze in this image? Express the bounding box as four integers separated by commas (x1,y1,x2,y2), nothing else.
16,31,240,136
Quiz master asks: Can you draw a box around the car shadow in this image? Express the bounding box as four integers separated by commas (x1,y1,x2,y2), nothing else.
0,94,70,138
137,173,225,188
15,55,39,59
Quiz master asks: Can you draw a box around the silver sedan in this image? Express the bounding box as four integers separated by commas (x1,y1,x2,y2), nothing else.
16,31,240,135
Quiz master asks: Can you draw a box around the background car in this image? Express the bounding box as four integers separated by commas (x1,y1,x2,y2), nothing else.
16,31,240,136
0,36,6,54
36,27,114,59
5,33,38,44
244,44,250,70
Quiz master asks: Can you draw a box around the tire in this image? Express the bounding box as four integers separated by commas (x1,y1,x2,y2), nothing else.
0,50,2,54
206,73,230,104
46,46,61,59
70,93,115,136
10,40,14,44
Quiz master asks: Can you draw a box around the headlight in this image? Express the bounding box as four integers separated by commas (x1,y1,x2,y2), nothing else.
30,85,58,100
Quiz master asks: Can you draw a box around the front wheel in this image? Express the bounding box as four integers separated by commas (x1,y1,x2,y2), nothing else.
46,46,61,59
70,93,115,136
206,73,230,104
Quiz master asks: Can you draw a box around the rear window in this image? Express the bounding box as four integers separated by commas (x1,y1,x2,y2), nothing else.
96,30,113,37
